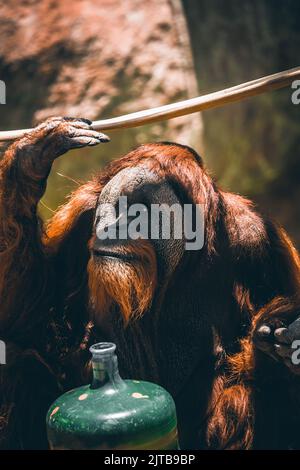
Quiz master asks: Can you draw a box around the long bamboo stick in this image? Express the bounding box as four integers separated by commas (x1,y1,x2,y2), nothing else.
0,66,299,142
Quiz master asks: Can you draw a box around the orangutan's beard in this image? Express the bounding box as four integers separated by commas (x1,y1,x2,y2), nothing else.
87,241,157,324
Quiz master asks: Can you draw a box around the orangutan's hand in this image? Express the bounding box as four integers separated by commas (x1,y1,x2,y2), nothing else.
254,312,300,375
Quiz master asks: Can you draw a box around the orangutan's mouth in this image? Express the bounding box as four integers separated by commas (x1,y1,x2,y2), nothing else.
92,249,138,262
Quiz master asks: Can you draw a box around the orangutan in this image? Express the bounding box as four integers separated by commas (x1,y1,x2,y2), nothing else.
1,117,300,449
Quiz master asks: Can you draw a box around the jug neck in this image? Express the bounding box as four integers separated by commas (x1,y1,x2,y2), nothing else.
89,342,122,389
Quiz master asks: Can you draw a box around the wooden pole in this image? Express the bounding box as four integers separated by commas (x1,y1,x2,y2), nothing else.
0,66,299,142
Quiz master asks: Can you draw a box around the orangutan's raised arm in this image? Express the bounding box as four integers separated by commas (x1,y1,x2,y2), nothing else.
0,117,109,341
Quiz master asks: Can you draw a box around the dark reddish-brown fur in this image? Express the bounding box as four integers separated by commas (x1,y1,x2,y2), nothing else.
1,125,300,449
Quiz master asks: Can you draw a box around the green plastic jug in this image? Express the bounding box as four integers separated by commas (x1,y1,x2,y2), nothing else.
46,342,179,450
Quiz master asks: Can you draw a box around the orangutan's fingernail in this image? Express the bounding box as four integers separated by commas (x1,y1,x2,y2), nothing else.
257,325,271,337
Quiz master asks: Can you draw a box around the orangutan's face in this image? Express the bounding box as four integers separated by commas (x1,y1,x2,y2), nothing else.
87,165,187,323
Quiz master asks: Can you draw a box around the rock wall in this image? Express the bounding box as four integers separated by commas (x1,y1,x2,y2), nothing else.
0,0,202,144
0,0,202,213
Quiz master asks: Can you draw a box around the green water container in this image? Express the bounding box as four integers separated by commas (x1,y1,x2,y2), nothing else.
46,342,179,450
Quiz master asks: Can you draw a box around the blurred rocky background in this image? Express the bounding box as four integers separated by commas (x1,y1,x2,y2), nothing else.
0,0,202,216
183,0,300,247
0,0,299,246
